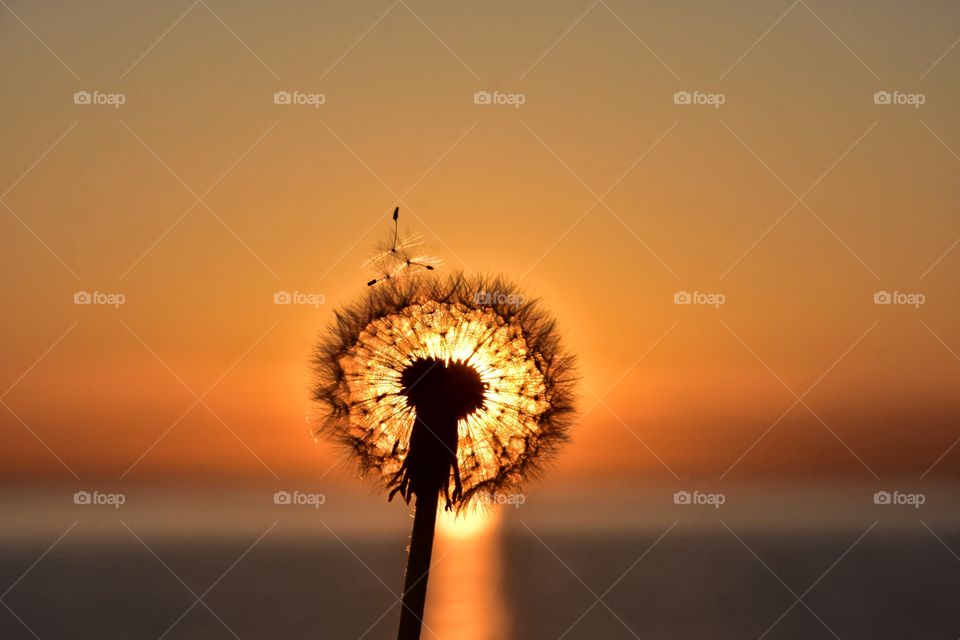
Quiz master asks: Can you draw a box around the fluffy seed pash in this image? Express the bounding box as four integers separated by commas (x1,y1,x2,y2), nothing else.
311,273,577,510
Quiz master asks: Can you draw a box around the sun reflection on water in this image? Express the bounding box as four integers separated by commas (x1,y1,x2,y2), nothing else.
423,509,509,640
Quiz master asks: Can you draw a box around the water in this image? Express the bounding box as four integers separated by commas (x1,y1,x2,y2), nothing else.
2,518,958,639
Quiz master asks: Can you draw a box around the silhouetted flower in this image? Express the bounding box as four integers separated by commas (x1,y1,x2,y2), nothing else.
312,273,577,510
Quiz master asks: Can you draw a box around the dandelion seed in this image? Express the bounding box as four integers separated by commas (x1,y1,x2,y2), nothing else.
364,207,441,287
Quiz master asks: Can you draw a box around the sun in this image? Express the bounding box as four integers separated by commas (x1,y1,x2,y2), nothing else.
437,507,499,538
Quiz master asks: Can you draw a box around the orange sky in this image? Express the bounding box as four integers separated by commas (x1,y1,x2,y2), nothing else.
2,0,959,488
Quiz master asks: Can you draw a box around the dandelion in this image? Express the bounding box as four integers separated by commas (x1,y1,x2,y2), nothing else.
311,210,577,640
313,273,577,508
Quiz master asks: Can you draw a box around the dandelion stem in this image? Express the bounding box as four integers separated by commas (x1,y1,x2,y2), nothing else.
397,487,439,640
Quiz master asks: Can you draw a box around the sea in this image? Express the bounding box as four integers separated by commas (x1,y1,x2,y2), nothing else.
1,485,958,639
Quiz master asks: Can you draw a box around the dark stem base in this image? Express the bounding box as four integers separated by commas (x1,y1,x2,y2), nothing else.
396,488,439,640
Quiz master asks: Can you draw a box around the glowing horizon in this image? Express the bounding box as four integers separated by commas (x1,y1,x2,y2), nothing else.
2,1,959,487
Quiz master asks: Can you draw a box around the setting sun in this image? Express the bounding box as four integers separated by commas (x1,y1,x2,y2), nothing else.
437,506,500,538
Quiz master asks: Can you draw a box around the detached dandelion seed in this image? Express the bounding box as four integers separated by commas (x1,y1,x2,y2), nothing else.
311,209,577,640
364,207,441,287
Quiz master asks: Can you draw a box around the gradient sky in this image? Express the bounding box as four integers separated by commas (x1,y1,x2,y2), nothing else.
2,0,959,488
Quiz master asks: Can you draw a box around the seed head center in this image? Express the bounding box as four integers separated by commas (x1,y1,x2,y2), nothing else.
400,357,485,421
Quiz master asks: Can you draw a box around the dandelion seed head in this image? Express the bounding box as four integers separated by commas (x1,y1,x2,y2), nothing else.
312,273,577,509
